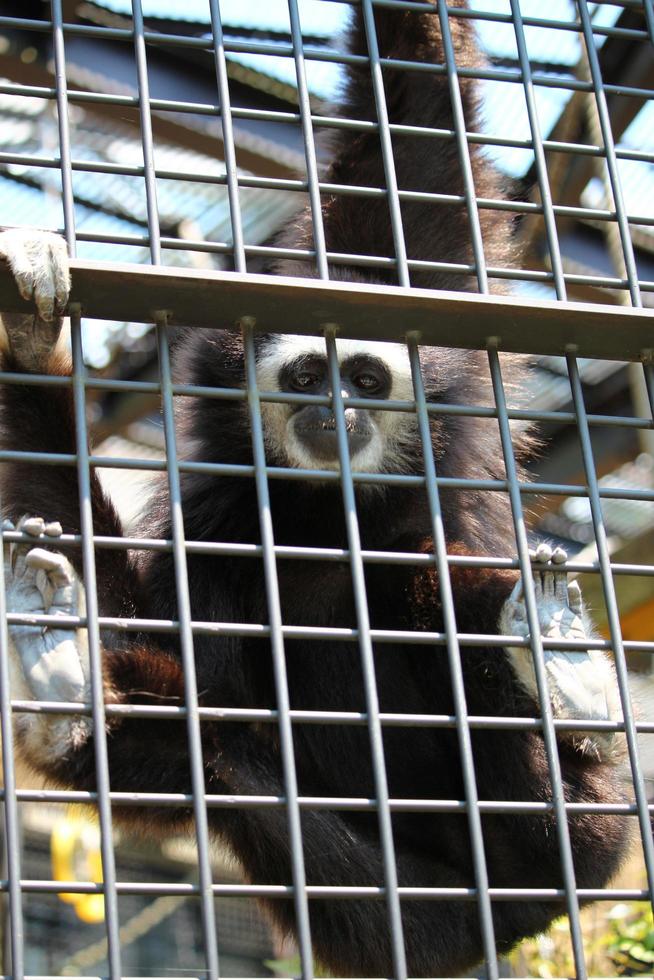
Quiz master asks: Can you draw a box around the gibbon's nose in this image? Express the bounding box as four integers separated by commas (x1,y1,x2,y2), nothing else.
292,404,374,462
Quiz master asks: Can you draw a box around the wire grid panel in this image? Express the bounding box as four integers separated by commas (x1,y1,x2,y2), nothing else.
0,2,652,980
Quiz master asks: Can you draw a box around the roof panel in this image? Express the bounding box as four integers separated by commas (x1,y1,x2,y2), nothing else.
94,0,349,36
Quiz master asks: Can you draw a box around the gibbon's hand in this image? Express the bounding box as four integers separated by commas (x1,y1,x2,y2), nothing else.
0,229,70,369
0,228,70,321
2,516,92,765
500,544,621,760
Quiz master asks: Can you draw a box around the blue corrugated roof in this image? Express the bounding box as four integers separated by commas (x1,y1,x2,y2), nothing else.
94,0,348,98
96,0,349,36
91,1,644,168
225,44,344,100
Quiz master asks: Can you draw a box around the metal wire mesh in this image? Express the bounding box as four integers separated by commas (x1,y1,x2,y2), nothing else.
0,1,652,979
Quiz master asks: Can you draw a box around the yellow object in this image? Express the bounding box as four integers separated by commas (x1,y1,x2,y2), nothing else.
51,807,105,924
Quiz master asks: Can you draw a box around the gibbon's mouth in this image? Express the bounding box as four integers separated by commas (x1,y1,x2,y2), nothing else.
294,423,373,462
289,405,375,462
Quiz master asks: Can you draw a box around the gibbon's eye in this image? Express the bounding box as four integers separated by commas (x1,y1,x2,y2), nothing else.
353,373,382,393
292,371,322,391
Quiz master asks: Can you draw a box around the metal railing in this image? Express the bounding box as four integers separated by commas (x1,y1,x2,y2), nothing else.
0,2,653,980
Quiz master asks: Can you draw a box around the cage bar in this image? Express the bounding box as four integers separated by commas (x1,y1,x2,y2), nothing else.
0,1,652,978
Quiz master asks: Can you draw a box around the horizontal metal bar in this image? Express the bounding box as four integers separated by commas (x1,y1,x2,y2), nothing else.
12,700,654,734
1,369,652,434
3,531,653,577
0,879,645,901
1,261,653,359
4,787,650,816
4,232,647,293
0,13,651,101
2,150,653,228
2,450,652,505
2,82,652,167
5,611,654,652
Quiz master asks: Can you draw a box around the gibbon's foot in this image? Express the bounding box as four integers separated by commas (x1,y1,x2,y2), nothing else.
0,229,70,369
3,516,91,763
500,544,620,760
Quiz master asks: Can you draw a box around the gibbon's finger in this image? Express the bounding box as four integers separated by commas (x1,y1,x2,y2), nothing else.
553,564,569,605
549,548,570,604
507,574,524,607
30,234,69,321
534,543,552,564
9,540,18,575
34,567,55,615
567,579,583,616
540,566,556,601
25,547,68,572
0,233,34,303
50,240,71,315
21,516,46,537
25,548,73,590
45,521,63,537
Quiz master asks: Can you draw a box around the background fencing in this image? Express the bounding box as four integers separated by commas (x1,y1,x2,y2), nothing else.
0,1,653,978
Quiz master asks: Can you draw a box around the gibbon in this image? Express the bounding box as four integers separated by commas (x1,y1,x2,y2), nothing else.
0,1,627,976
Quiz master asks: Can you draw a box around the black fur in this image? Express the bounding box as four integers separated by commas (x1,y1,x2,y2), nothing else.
0,2,630,976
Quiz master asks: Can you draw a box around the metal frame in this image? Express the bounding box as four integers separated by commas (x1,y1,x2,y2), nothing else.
0,2,653,979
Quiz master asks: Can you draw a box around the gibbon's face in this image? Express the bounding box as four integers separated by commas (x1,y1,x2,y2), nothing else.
256,335,417,472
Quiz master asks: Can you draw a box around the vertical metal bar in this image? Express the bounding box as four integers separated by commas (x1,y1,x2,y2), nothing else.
208,0,246,274
360,0,410,289
131,0,161,264
128,12,221,962
435,0,488,294
406,333,499,980
241,319,314,980
644,362,654,421
286,0,329,281
155,315,221,980
50,0,76,256
575,0,642,307
643,0,654,47
0,539,25,979
324,326,408,980
131,5,220,963
509,0,567,300
487,346,588,979
566,353,654,906
69,310,122,980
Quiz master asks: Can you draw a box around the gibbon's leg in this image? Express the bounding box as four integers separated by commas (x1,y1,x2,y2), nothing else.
0,229,134,610
213,731,560,979
500,544,620,759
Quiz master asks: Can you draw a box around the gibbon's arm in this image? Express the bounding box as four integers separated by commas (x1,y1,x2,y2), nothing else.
0,229,135,615
273,0,510,288
0,231,193,808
